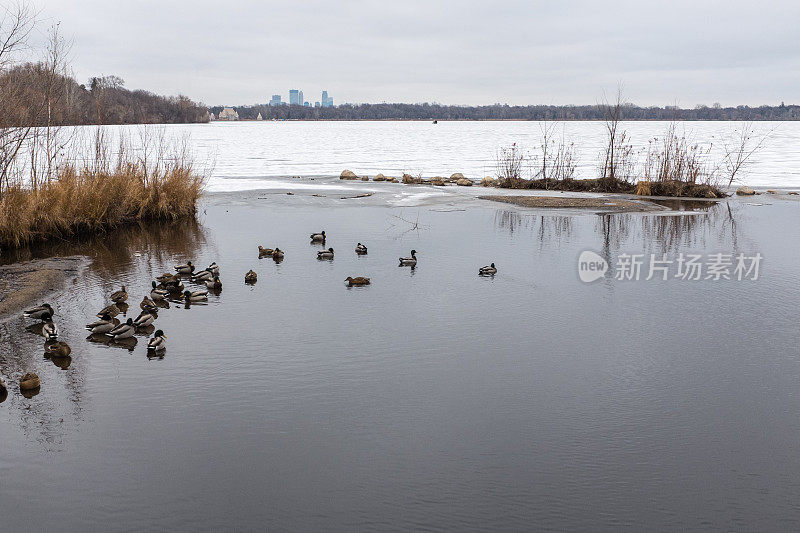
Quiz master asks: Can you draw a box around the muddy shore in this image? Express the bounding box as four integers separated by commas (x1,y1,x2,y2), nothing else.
0,256,85,321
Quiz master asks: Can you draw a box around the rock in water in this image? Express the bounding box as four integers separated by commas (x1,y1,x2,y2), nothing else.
340,170,359,180
481,176,496,187
736,186,756,195
456,178,473,187
373,173,386,182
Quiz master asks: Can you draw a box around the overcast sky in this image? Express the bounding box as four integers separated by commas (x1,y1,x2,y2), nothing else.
29,0,800,107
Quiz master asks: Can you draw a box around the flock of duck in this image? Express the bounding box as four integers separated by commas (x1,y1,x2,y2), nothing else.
2,230,497,397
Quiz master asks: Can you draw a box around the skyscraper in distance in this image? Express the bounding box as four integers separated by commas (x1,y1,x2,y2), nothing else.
298,90,304,106
289,89,300,105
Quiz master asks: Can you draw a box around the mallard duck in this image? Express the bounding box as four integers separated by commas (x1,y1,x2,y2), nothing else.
479,263,498,275
150,281,169,301
110,285,128,303
147,330,167,352
192,269,214,282
310,231,326,242
41,314,58,340
107,318,135,340
317,247,334,260
258,246,274,257
399,250,418,266
133,310,157,328
19,372,40,391
244,270,257,284
208,262,220,276
86,314,120,334
97,303,121,318
355,243,368,254
140,296,158,312
183,290,208,302
205,276,222,290
23,303,54,320
174,261,195,275
156,272,175,283
272,248,285,260
345,276,370,286
45,341,71,358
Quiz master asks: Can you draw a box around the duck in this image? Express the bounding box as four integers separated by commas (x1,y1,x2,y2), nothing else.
258,246,274,257
208,262,220,276
45,341,71,358
272,248,285,260
310,231,326,242
141,296,158,312
107,318,135,340
19,372,40,391
184,290,208,302
96,303,121,318
156,272,175,283
174,261,195,275
192,269,214,283
399,250,418,266
479,263,498,275
110,285,128,303
205,276,222,290
150,281,169,301
147,330,167,352
133,310,157,328
86,314,120,334
345,276,371,286
317,247,335,260
23,303,54,320
244,270,257,284
41,314,59,340
355,243,368,255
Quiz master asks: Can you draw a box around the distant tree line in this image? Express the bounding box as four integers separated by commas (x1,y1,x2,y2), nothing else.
212,102,800,121
0,63,208,127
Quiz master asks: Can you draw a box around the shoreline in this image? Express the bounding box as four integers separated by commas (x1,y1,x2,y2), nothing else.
0,256,86,322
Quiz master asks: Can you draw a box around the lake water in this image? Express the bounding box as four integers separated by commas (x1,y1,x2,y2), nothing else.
1,188,800,530
67,120,800,191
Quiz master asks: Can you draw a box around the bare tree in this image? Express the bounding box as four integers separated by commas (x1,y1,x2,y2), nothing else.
720,122,774,190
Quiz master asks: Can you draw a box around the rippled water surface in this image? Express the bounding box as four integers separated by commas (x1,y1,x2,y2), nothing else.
1,193,800,531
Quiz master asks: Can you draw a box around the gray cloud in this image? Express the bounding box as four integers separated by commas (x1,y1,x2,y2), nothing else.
31,0,800,106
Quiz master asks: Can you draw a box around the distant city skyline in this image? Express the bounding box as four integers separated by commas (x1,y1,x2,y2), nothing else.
39,0,800,107
267,89,335,107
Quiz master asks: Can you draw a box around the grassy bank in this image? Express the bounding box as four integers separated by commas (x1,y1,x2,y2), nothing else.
0,162,204,249
495,176,725,198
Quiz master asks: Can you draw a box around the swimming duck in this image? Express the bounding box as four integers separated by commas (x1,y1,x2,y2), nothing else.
399,250,418,266
141,296,158,312
355,243,368,254
45,341,71,358
174,261,195,275
150,281,169,301
110,285,128,303
107,318,135,340
133,310,157,328
479,263,498,275
86,314,120,334
244,270,257,284
205,276,222,290
19,372,40,391
310,231,326,242
192,269,214,282
147,330,167,352
258,246,274,257
96,304,121,318
41,314,58,340
184,290,208,302
23,303,54,320
272,248,285,260
345,276,371,286
156,272,175,283
317,247,335,260
208,262,220,276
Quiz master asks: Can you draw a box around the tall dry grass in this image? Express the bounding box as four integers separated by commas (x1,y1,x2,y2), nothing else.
0,142,204,248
